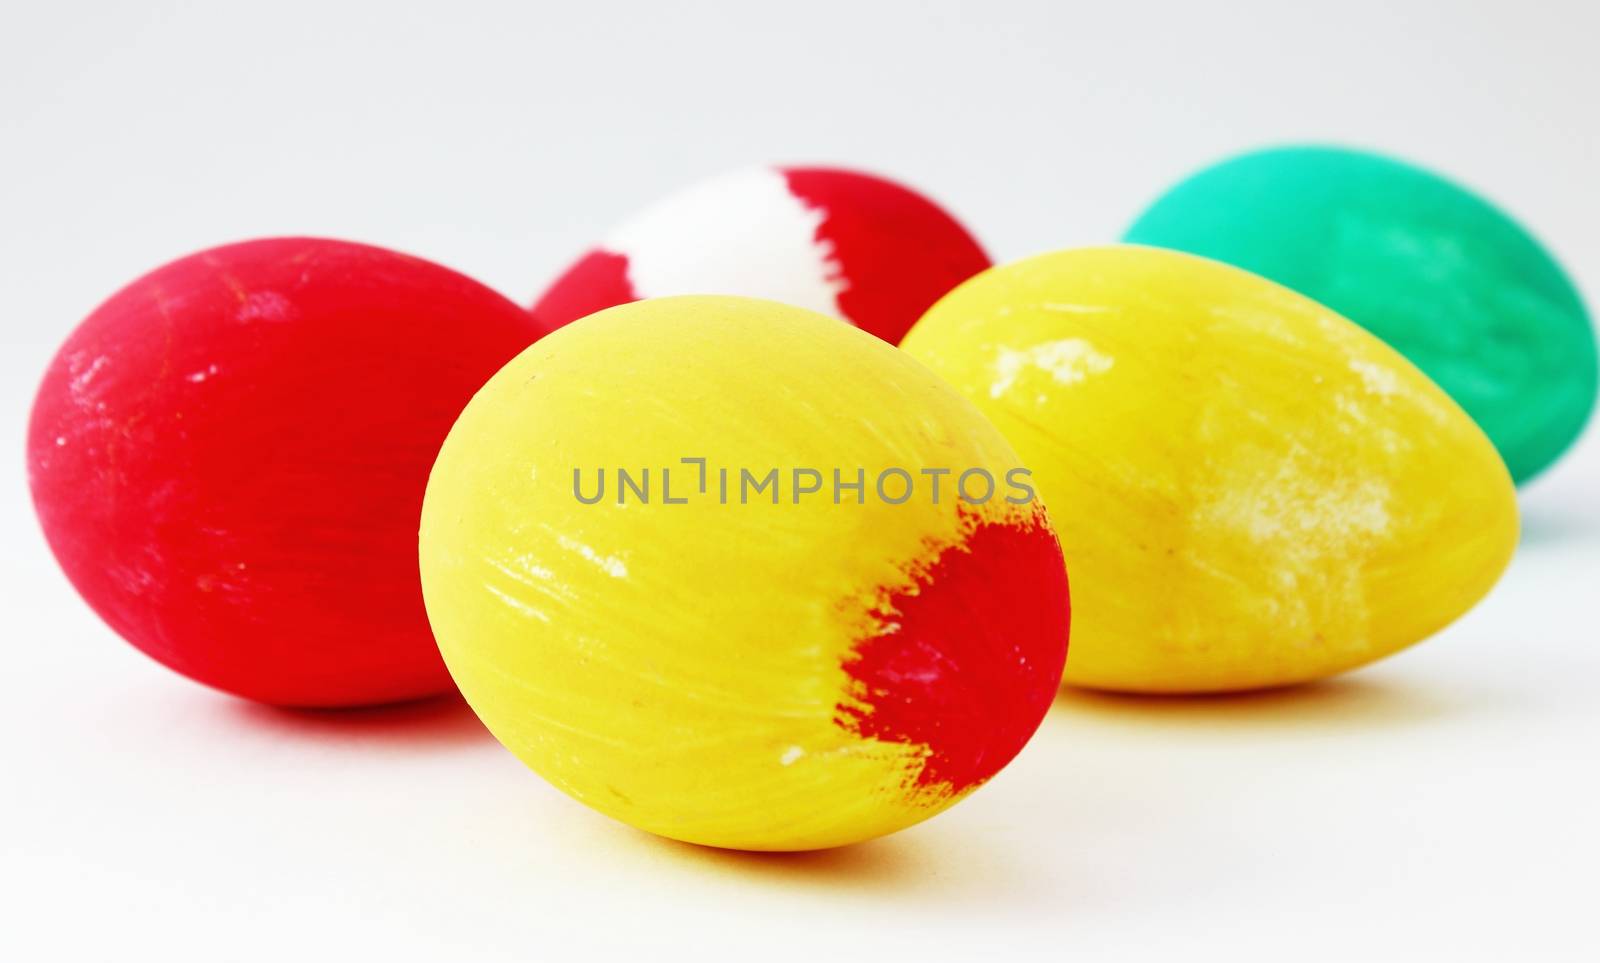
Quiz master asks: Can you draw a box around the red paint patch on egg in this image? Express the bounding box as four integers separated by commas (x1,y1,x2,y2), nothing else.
27,237,549,707
781,167,992,344
530,249,637,330
835,507,1069,798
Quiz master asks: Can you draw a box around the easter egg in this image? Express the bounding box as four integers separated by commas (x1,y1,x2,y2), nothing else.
419,295,1068,850
531,166,991,343
1124,144,1598,483
901,245,1517,694
28,238,548,707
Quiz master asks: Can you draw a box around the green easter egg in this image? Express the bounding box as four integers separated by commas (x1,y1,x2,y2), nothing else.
1124,145,1597,484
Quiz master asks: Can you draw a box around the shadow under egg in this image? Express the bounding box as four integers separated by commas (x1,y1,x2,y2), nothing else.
222,692,492,749
1051,673,1464,733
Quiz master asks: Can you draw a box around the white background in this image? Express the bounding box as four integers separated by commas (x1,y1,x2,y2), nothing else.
3,1,1597,959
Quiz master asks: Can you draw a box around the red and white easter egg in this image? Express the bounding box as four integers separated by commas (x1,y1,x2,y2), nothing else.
532,166,991,343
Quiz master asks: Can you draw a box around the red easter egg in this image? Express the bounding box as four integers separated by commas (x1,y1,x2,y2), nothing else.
27,238,548,707
532,166,991,343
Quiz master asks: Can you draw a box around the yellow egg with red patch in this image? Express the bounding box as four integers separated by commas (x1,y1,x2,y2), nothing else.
419,295,1069,851
901,246,1517,694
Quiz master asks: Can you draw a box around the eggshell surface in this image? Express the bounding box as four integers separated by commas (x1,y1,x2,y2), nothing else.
532,167,991,344
27,238,548,707
1124,145,1598,483
901,245,1518,693
419,295,1068,850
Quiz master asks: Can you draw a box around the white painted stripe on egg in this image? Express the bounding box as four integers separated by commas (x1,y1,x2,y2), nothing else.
605,167,849,321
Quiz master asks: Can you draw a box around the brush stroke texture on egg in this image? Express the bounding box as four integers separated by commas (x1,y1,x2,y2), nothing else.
27,238,549,706
419,295,1068,851
902,245,1518,694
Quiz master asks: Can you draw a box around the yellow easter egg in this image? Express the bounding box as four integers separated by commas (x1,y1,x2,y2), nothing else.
419,295,1069,851
901,246,1517,693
